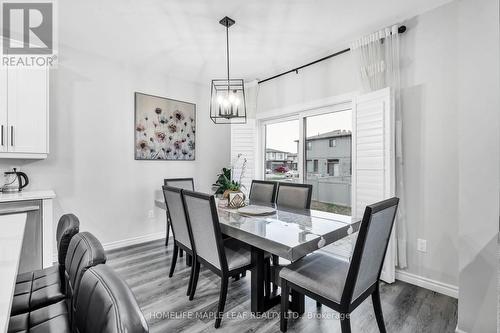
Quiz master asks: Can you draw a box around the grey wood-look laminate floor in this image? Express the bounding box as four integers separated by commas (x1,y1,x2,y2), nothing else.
106,239,458,333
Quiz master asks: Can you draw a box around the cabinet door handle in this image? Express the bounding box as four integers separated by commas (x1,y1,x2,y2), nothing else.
10,126,13,146
1,125,4,146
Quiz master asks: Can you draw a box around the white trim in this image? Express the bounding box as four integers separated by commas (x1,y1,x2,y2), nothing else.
256,91,357,120
53,232,168,263
455,326,467,333
102,232,166,251
42,199,54,268
395,269,458,299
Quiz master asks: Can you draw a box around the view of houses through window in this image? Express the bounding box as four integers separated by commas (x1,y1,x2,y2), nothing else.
263,109,352,216
264,119,300,183
305,111,352,216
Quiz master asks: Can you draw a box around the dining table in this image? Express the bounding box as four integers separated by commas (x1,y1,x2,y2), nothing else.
154,198,361,314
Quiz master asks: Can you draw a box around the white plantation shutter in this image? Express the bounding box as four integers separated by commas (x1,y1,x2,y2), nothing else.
231,119,257,196
352,87,396,283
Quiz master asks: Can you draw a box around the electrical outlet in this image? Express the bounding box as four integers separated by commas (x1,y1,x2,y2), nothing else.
417,238,427,253
148,210,155,219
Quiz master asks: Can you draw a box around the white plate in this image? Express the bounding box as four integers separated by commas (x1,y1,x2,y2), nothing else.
237,205,276,216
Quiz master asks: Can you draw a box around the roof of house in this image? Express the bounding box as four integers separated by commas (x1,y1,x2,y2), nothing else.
266,148,291,154
306,130,352,141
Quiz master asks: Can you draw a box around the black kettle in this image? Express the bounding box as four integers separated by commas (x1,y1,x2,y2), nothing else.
2,168,29,192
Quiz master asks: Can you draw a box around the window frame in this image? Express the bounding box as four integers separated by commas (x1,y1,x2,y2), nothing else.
257,93,355,187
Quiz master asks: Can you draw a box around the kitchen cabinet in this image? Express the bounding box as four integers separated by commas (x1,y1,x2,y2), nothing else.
0,190,55,269
0,67,49,159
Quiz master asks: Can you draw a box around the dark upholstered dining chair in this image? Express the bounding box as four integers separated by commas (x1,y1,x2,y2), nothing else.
11,214,80,316
272,182,314,294
248,180,278,205
163,178,194,247
276,182,313,210
279,197,399,333
162,185,195,295
182,190,254,328
8,231,107,333
75,264,149,333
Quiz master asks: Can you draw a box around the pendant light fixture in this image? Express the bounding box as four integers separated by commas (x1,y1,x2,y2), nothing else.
210,16,246,124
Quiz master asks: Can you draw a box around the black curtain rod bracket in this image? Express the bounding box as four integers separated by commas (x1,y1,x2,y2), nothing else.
258,25,406,84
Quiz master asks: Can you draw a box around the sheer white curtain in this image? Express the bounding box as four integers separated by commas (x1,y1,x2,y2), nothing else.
350,25,407,269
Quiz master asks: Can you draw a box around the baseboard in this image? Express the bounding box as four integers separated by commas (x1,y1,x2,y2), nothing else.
102,232,166,251
455,326,467,333
395,269,458,299
52,232,166,262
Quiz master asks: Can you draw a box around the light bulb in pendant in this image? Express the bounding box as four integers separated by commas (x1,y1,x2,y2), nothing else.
217,95,224,104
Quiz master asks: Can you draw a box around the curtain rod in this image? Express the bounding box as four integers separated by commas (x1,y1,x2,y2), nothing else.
257,25,407,85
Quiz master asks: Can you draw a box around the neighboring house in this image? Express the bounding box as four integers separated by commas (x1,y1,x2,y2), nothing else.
304,130,352,207
305,130,351,177
265,130,352,208
265,148,298,171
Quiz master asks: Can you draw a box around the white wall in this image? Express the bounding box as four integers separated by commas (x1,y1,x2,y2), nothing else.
0,45,230,249
257,1,462,290
456,0,499,331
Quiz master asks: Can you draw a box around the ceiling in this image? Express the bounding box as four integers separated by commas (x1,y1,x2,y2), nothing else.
59,0,452,85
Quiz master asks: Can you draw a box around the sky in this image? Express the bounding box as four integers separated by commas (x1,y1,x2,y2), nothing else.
266,110,352,153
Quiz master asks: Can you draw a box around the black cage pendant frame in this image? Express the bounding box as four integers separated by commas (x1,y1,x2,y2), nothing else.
210,16,247,124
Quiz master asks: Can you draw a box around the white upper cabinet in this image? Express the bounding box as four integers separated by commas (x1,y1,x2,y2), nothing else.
0,68,8,153
0,67,49,158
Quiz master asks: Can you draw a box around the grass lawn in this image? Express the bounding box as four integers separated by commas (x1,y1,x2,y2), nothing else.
311,200,351,216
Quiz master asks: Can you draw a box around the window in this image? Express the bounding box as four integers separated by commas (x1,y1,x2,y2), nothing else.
261,107,352,215
264,119,300,182
305,110,352,215
327,159,339,176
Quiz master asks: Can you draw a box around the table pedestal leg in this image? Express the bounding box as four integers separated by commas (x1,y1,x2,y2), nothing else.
251,247,265,314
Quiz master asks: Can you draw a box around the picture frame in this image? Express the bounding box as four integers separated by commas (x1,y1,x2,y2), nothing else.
134,92,196,160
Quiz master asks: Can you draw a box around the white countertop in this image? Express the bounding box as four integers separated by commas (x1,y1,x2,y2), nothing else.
0,213,27,333
0,190,55,203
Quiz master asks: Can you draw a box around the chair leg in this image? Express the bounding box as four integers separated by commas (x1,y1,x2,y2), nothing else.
372,285,387,333
168,244,178,278
280,279,289,332
340,315,351,333
186,256,196,296
165,213,171,246
214,277,229,328
189,261,200,301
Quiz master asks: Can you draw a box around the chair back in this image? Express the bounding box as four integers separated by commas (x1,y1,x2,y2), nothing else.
162,186,191,249
56,214,80,283
65,232,107,325
164,178,194,191
75,264,149,333
276,183,313,209
182,190,228,272
343,197,399,303
249,180,277,204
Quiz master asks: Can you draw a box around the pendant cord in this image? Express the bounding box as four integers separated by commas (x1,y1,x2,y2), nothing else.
226,23,230,93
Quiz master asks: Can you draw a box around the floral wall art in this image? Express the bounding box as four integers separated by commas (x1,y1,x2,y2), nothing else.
135,92,196,160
